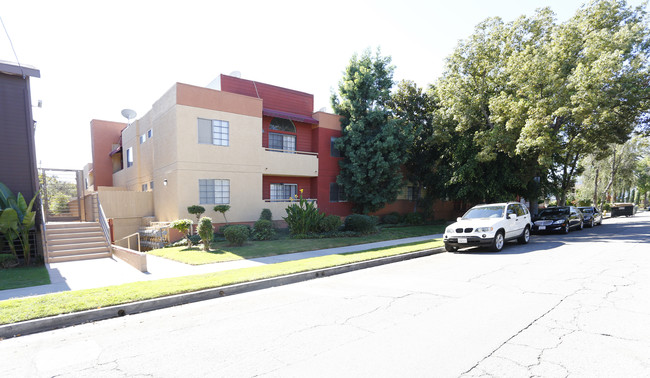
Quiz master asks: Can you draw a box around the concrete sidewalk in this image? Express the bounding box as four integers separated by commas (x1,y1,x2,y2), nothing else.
0,234,442,301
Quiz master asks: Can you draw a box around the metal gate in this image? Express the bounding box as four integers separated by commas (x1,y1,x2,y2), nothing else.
39,168,84,222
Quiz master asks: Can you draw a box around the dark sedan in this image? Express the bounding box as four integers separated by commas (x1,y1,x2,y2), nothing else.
532,206,584,234
578,206,603,227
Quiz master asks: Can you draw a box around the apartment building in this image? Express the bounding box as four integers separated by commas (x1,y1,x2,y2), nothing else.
88,74,360,225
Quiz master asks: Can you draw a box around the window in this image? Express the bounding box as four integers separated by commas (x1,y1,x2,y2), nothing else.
269,132,296,153
329,183,347,202
270,183,297,201
141,183,148,191
269,118,296,132
407,186,418,201
330,137,341,157
198,118,229,146
150,181,154,190
126,147,134,168
140,134,146,144
199,179,230,205
147,129,153,138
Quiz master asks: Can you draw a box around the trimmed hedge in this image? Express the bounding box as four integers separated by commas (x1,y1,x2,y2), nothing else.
344,214,378,234
253,219,275,241
224,225,250,246
318,215,342,233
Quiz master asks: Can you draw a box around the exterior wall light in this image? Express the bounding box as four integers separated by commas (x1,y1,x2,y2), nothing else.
163,179,168,186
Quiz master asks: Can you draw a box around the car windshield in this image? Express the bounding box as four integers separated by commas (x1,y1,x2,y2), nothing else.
539,208,569,216
462,206,504,219
579,208,593,213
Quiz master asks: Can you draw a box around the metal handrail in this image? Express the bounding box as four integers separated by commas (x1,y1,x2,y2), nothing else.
115,232,141,251
264,147,318,156
263,198,317,203
96,195,112,247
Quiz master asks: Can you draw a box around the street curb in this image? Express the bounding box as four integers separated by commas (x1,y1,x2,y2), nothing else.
0,247,444,339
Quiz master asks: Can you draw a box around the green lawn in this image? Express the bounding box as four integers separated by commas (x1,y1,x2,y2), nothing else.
0,265,51,291
0,239,443,325
149,224,445,265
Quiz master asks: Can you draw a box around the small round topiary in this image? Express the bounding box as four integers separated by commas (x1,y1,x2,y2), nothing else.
253,219,275,240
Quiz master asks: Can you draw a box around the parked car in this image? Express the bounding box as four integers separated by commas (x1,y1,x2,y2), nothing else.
443,202,532,252
577,206,602,227
532,206,584,234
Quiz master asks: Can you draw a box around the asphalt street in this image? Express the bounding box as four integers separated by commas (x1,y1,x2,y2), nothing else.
2,212,649,377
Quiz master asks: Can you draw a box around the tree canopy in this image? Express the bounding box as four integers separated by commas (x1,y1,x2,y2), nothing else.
331,49,409,214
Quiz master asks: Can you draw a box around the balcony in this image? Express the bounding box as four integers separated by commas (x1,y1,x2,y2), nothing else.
262,148,318,177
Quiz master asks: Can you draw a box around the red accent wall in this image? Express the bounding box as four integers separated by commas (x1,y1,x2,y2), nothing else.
220,74,313,116
314,127,353,216
90,119,126,190
262,176,313,200
262,116,314,152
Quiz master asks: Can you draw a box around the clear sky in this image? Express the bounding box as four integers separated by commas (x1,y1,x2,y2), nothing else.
1,0,647,170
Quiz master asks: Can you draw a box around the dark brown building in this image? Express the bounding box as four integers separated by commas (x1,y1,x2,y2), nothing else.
0,60,41,255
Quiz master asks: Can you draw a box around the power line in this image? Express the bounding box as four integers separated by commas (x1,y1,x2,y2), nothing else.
0,14,25,78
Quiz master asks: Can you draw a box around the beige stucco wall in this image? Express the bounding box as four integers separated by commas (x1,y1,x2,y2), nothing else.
112,217,144,246
98,191,153,218
108,82,320,224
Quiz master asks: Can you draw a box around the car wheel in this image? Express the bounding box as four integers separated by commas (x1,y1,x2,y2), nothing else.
444,244,458,252
578,221,583,230
562,223,570,234
491,231,505,252
517,226,530,244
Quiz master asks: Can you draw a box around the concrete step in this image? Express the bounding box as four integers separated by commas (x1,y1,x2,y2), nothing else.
49,241,109,252
47,231,104,240
48,246,111,257
47,252,112,263
47,235,105,245
46,222,99,229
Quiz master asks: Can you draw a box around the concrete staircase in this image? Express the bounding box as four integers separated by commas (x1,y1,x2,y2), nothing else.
46,222,112,263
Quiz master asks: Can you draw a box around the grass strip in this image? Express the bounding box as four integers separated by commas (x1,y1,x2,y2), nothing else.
149,225,445,265
0,239,442,325
0,266,51,291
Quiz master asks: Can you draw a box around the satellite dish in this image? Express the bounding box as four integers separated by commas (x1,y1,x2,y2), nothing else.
121,109,137,123
229,70,241,78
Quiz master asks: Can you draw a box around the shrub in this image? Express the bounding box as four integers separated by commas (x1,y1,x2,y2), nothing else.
344,214,377,234
283,190,324,235
603,203,612,212
381,212,400,224
253,219,275,241
403,212,424,225
224,225,250,246
0,253,18,268
218,224,251,235
319,215,342,233
198,217,213,251
214,205,230,223
260,208,272,221
187,205,205,224
170,219,194,247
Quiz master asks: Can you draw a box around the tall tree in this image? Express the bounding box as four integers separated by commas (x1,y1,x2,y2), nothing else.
331,49,408,214
387,80,449,212
438,0,650,204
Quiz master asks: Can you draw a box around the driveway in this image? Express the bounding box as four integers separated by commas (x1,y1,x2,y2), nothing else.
2,212,649,377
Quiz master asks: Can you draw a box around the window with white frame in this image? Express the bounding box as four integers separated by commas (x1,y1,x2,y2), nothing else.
147,129,153,138
126,147,134,168
407,186,417,201
198,118,229,146
270,183,297,201
149,181,154,190
199,179,230,205
141,183,148,191
140,134,146,144
269,133,296,153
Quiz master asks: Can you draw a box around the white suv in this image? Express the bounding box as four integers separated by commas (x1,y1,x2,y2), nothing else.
443,202,532,252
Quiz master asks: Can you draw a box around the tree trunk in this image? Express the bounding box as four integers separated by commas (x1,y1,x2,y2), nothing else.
599,149,618,211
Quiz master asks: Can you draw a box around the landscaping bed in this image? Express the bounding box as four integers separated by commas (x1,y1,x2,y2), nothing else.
149,224,445,265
